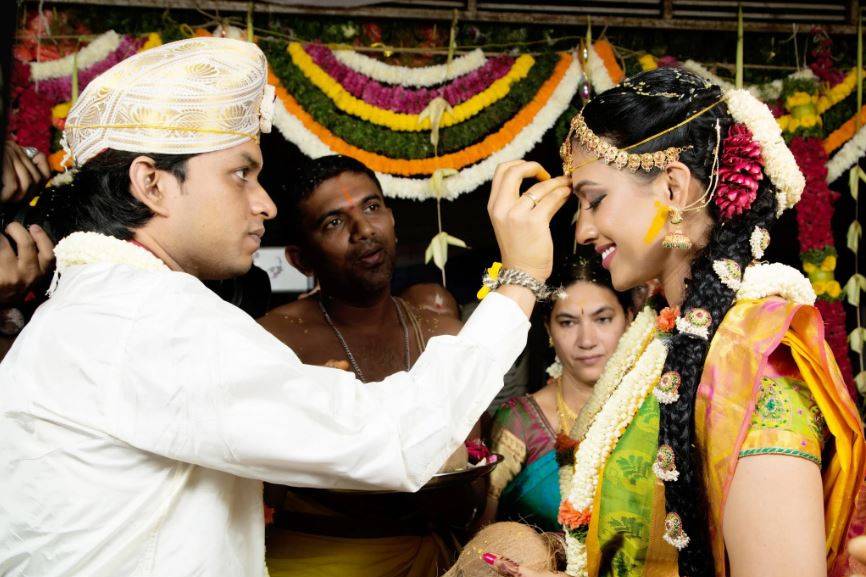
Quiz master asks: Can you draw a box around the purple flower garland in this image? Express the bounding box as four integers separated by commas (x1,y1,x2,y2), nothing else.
304,43,515,114
34,35,144,104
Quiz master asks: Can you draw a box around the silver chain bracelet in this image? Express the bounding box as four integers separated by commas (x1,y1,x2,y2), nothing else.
481,267,555,301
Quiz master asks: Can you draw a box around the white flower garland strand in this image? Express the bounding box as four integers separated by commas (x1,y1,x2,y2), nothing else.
557,307,657,508
333,47,486,87
272,55,581,201
827,122,866,184
564,337,668,577
30,30,121,81
736,262,816,305
54,231,169,275
725,89,806,216
586,44,614,93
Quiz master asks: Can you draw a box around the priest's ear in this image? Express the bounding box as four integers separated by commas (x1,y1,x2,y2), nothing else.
128,155,173,217
285,245,313,277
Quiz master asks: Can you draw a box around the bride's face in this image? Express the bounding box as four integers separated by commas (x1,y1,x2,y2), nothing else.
570,148,673,292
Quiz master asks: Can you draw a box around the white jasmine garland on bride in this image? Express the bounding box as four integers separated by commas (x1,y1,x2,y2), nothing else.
557,262,817,576
561,334,668,576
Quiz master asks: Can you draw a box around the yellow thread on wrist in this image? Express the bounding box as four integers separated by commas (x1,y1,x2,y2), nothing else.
477,261,503,300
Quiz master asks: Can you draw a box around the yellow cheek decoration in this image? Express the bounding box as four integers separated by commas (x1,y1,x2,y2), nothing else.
643,200,671,245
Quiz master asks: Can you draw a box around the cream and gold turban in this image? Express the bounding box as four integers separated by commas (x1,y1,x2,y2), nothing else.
63,36,275,166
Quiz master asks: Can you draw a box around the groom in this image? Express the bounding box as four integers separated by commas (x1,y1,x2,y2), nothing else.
0,36,571,576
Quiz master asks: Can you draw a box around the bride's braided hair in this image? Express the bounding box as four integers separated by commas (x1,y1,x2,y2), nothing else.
578,68,780,576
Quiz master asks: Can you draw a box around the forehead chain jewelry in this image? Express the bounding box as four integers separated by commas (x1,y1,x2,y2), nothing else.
560,96,725,176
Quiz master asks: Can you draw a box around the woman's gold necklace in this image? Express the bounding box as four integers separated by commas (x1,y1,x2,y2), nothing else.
555,376,579,435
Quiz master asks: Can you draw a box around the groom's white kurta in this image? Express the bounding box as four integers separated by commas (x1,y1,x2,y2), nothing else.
0,262,528,576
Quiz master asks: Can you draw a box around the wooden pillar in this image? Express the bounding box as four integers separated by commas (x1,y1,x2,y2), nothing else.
467,0,477,19
663,0,674,21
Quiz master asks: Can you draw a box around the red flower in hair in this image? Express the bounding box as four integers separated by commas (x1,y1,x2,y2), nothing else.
715,123,764,219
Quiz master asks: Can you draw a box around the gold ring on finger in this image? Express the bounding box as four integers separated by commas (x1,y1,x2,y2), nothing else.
524,192,540,209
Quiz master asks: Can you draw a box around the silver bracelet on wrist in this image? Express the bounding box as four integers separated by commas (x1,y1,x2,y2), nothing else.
481,267,555,301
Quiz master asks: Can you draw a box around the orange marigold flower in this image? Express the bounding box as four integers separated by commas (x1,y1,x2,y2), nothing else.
558,500,591,529
657,306,680,333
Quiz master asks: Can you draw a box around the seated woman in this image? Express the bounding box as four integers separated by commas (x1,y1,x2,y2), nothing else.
484,254,633,532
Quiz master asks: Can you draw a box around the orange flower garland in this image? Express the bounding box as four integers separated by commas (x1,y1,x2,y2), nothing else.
593,39,625,85
270,52,572,176
823,104,866,155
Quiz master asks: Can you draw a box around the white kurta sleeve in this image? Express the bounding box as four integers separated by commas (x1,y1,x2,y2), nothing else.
110,276,528,492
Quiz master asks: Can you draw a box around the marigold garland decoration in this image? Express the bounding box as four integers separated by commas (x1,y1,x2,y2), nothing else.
288,42,536,131
277,46,557,159
269,51,574,176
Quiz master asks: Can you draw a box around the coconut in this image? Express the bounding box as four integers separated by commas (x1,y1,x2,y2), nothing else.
443,522,562,576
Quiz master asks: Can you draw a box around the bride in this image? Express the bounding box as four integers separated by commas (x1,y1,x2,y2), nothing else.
457,67,865,577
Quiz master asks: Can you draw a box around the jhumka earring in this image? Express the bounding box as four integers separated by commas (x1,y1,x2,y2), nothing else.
662,208,693,250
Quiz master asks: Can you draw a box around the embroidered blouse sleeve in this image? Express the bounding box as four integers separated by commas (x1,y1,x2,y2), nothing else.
739,375,827,466
488,400,529,500
111,276,529,492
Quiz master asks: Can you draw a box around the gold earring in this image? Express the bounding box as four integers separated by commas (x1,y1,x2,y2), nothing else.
662,208,692,250
548,335,554,348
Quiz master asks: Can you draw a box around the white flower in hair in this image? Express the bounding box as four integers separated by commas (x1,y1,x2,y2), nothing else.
725,90,805,216
750,227,770,260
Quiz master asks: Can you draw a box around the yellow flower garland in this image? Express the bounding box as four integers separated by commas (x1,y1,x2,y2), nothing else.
288,42,535,132
778,91,822,133
818,68,864,114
